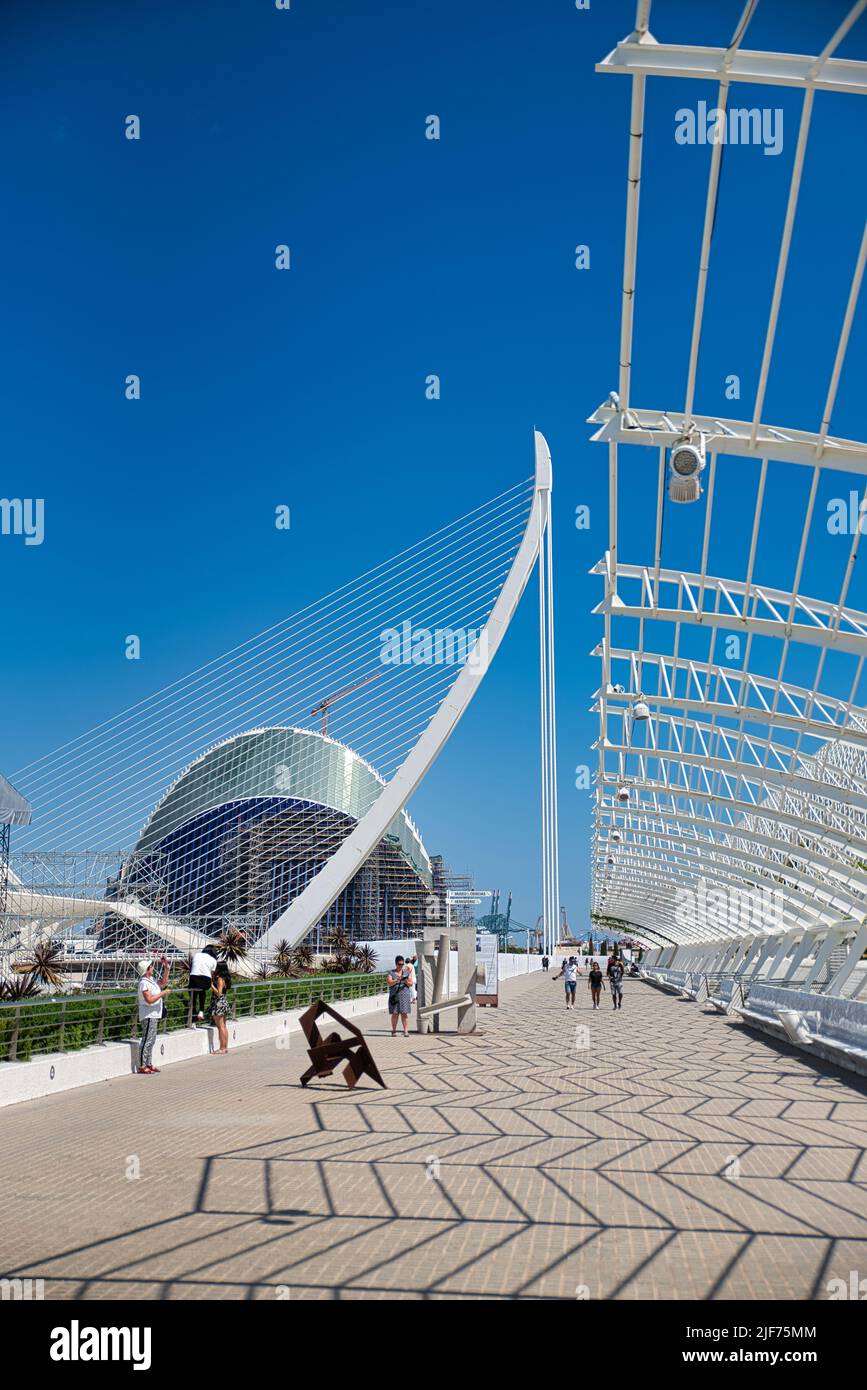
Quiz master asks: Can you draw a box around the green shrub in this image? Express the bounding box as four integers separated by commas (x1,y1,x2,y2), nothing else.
0,972,389,1061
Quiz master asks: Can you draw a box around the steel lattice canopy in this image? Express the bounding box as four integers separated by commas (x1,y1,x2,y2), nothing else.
589,0,867,951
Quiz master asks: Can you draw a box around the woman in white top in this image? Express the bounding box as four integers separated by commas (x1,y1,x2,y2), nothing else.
137,957,171,1074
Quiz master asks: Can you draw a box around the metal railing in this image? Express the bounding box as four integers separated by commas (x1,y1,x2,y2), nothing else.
0,972,388,1064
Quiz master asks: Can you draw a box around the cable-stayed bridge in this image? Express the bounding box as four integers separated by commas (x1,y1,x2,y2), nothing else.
5,435,560,971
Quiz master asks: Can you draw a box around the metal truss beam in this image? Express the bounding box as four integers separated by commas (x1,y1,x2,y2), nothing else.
596,42,867,100
587,401,867,473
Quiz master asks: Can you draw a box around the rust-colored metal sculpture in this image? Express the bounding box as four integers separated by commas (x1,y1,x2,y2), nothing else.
298,999,386,1090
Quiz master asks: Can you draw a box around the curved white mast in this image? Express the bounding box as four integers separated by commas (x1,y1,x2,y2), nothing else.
259,432,556,953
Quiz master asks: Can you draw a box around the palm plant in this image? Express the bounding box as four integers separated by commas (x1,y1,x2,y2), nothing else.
291,943,314,974
352,944,378,974
217,926,249,965
17,939,65,989
273,939,294,975
322,927,351,973
1,972,42,1000
254,960,274,981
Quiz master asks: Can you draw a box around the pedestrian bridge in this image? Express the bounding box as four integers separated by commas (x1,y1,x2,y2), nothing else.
1,971,865,1300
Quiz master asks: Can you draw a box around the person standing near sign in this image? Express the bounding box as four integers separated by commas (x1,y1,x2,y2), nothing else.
387,955,414,1037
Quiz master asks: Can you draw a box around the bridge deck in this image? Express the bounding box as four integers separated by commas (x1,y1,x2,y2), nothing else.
2,974,866,1300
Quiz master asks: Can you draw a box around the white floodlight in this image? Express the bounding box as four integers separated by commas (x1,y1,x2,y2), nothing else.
617,784,629,802
668,438,706,504
631,694,650,721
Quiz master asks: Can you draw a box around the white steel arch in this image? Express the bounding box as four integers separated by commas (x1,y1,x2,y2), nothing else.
590,1,867,975
259,432,556,952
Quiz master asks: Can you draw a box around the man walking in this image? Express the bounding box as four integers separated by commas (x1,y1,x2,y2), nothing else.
608,955,625,1010
554,955,579,1010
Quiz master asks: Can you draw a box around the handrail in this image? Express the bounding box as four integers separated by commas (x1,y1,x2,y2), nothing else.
0,973,386,1011
0,973,388,1063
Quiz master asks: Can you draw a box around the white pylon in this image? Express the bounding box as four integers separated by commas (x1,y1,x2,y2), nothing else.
538,451,560,958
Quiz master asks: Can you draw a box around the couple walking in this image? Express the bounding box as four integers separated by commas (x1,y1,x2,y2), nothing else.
585,956,626,1010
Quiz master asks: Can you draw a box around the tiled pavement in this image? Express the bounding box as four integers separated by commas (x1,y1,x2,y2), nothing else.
2,972,866,1300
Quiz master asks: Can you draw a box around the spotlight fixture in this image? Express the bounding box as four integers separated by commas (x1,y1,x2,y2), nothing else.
667,436,706,504
631,694,650,721
617,784,629,802
611,830,622,843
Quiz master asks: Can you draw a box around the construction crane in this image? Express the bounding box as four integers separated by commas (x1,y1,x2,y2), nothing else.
311,670,381,736
559,904,578,944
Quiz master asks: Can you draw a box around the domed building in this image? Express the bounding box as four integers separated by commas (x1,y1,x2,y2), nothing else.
100,727,441,951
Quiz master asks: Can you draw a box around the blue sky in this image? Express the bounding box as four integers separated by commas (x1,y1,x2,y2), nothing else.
1,0,865,929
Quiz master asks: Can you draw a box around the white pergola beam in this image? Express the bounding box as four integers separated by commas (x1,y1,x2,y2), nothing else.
588,402,867,473
596,42,867,97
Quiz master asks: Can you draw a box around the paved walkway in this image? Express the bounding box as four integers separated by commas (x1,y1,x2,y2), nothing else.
2,973,866,1300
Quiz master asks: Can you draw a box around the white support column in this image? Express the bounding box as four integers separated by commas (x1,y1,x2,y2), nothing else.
747,938,780,981
825,922,867,997
765,930,800,982
782,931,819,984
803,929,847,991
537,436,559,960
733,937,761,977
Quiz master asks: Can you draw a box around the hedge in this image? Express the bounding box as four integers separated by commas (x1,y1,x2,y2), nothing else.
0,972,388,1063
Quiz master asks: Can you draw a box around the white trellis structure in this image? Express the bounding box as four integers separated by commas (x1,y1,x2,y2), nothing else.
590,0,867,1005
